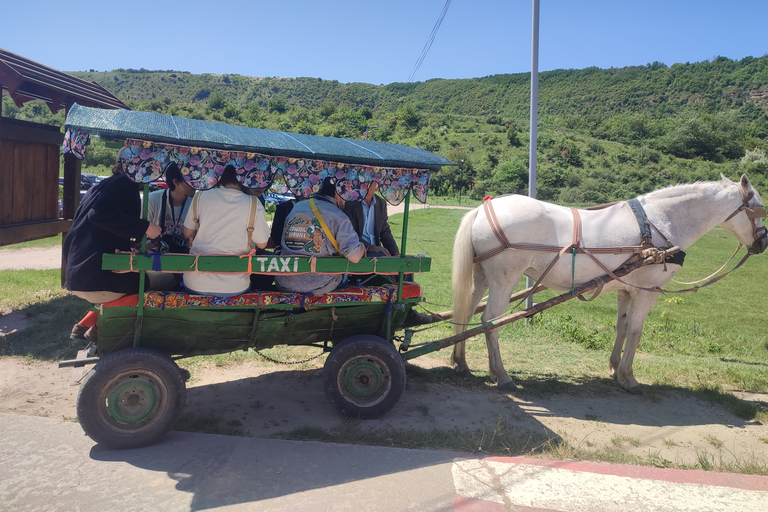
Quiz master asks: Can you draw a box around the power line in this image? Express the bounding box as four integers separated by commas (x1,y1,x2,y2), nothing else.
406,0,453,83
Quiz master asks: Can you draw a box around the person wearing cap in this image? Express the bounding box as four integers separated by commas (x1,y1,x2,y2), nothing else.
65,148,162,342
145,161,196,290
275,177,366,296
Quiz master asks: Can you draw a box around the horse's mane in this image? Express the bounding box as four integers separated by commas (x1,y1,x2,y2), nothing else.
641,180,729,201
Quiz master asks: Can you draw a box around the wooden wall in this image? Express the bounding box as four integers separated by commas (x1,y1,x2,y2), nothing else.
0,116,71,246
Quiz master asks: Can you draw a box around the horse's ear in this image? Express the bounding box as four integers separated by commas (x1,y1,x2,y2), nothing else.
740,174,752,190
721,173,732,184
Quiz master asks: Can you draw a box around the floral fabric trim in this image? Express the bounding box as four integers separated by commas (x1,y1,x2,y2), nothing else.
62,130,90,160
63,131,432,205
139,283,421,309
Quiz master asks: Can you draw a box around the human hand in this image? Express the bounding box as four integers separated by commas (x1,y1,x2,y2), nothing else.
367,245,391,257
146,223,162,239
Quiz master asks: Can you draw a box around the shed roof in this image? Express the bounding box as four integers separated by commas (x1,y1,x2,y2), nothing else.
0,48,128,113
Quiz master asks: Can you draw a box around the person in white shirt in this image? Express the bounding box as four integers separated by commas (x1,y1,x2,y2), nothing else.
183,165,270,296
146,162,195,290
147,162,195,250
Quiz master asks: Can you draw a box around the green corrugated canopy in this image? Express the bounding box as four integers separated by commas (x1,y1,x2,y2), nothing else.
63,104,452,204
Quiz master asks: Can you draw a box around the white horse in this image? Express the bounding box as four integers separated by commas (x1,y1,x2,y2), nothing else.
451,175,767,394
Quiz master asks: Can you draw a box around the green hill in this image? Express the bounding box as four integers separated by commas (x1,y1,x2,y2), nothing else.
4,56,768,203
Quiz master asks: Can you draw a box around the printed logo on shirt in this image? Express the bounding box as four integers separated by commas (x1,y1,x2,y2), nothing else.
284,214,324,254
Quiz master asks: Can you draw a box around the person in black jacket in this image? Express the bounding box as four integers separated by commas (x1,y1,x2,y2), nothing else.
64,149,161,341
343,181,400,257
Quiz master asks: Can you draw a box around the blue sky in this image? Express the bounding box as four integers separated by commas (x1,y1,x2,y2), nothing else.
4,0,767,85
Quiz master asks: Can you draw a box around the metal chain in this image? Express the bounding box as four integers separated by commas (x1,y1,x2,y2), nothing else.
254,349,326,365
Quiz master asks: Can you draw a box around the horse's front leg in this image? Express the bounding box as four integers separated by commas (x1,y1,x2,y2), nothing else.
616,291,659,394
610,290,631,379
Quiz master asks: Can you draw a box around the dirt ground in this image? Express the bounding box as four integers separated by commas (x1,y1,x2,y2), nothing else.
1,244,767,469
0,352,766,468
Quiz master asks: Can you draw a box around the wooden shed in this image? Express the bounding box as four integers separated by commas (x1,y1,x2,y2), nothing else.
0,48,128,279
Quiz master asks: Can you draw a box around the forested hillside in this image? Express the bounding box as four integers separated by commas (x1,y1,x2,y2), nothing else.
4,55,768,204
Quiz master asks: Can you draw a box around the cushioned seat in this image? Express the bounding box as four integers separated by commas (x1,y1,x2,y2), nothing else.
102,282,422,309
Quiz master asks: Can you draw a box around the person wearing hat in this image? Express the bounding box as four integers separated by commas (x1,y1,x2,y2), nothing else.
65,148,162,342
275,176,365,296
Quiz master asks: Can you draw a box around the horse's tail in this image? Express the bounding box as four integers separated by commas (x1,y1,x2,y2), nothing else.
452,208,479,336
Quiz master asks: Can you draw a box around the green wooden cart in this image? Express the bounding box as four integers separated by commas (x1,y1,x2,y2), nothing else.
58,105,452,449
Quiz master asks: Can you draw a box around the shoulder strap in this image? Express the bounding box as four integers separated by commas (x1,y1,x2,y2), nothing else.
190,191,201,231
246,195,258,249
159,190,168,233
309,198,341,255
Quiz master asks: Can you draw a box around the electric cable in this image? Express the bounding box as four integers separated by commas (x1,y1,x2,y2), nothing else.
406,0,453,83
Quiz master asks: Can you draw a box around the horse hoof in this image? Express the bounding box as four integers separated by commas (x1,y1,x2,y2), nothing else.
498,381,518,393
454,367,472,378
626,385,644,395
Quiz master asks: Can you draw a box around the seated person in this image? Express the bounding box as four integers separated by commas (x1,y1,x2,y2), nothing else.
343,181,399,257
65,148,162,341
145,162,195,290
183,165,269,297
275,177,365,296
344,181,431,324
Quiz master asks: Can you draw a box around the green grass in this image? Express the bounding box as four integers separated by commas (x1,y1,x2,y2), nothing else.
1,235,62,250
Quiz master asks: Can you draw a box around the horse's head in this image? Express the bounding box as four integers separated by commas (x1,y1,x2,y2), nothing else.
720,174,767,254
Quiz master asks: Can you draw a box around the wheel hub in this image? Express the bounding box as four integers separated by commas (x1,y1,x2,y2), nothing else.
106,376,159,424
343,359,385,399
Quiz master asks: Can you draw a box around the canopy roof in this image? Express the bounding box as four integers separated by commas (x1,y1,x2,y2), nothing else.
64,105,453,205
0,49,128,112
64,104,451,170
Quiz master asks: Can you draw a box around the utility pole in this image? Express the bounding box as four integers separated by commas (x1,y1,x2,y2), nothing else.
526,0,540,316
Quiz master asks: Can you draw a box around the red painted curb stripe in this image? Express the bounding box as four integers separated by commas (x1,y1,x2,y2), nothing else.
476,456,768,491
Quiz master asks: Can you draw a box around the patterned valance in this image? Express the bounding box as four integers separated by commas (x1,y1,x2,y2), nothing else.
63,130,431,205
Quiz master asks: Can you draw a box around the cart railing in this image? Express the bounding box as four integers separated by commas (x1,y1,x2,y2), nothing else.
102,253,431,275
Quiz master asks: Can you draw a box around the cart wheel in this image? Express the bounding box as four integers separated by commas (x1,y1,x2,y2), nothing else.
322,335,406,419
76,348,185,450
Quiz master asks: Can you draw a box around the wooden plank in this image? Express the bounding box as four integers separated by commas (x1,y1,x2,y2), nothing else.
102,253,432,274
0,219,71,247
11,143,24,224
19,142,34,223
46,144,59,219
0,140,14,225
0,116,63,146
28,143,46,222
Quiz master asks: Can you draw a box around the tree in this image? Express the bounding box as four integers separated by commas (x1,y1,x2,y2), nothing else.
395,103,420,128
268,97,287,113
319,101,336,118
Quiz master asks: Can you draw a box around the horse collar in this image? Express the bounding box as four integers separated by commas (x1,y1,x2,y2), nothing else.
626,198,653,247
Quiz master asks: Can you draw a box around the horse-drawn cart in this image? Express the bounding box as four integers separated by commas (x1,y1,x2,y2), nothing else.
59,105,766,450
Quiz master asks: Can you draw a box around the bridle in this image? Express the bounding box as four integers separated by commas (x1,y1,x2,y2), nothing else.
724,182,768,254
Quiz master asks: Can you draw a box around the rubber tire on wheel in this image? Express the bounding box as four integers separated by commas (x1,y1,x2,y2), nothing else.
77,348,186,450
322,335,406,419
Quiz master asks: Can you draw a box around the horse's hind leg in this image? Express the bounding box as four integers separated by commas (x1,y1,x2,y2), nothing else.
482,279,519,392
451,266,488,376
610,290,631,379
